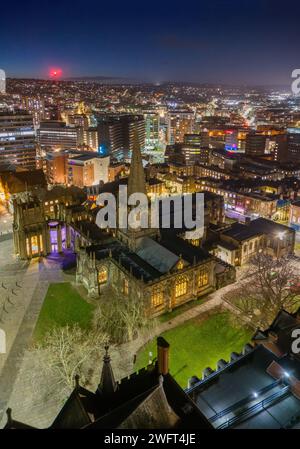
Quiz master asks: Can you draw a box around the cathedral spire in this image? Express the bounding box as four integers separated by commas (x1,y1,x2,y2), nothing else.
97,346,117,397
128,130,146,197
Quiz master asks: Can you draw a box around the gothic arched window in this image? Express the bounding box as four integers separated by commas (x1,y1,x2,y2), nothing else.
175,276,187,298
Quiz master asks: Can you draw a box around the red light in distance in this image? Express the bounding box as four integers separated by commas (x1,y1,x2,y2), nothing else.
49,68,62,79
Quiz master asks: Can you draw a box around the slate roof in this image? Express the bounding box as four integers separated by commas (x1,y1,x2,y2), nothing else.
136,236,179,274
221,218,293,242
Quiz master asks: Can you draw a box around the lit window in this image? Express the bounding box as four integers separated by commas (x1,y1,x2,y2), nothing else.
198,270,208,288
175,276,187,298
98,268,107,285
151,287,163,307
31,235,39,255
123,278,129,295
177,259,184,270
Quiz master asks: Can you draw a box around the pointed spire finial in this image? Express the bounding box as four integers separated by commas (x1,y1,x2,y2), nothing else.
74,374,80,389
6,408,12,425
97,345,117,397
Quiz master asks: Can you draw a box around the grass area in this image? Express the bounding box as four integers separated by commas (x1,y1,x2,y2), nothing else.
159,295,210,323
33,282,95,342
135,311,252,388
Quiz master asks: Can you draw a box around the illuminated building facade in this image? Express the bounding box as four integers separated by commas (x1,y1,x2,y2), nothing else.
21,96,45,126
36,151,68,184
0,111,36,169
144,111,160,149
215,218,295,266
67,154,110,187
37,121,80,151
167,110,194,144
83,127,98,151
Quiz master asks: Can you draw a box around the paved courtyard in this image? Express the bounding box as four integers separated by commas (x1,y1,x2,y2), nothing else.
0,234,75,427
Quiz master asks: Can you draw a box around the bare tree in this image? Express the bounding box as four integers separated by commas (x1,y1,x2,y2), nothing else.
93,287,154,344
223,252,300,329
27,324,107,402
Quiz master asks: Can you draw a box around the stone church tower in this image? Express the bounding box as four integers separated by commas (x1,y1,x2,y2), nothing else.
117,131,159,251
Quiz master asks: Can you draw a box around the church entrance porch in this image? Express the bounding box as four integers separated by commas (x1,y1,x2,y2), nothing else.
48,221,66,254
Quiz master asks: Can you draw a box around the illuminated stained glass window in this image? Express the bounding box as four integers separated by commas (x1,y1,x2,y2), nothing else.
175,276,187,298
151,286,163,307
98,268,108,285
198,270,208,288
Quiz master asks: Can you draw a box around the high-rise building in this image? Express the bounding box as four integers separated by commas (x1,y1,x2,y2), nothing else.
97,114,145,160
83,127,98,151
0,111,36,169
21,96,45,126
271,129,300,163
144,111,160,149
167,109,194,144
165,142,209,165
37,121,80,152
0,69,5,94
286,127,300,162
245,132,267,156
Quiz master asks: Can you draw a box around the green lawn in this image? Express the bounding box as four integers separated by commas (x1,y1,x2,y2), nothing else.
135,311,252,388
33,282,95,342
159,295,210,323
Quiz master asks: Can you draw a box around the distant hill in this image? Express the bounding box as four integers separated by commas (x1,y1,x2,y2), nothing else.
63,75,142,84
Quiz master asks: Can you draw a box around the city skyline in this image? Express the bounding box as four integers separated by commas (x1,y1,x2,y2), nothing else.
1,0,300,85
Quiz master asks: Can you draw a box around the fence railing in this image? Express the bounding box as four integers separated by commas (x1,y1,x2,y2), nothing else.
217,386,290,429
209,379,282,423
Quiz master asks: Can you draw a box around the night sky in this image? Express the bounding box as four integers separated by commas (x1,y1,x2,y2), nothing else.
1,0,300,85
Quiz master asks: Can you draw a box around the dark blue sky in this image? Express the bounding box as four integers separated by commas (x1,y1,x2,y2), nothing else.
1,0,300,85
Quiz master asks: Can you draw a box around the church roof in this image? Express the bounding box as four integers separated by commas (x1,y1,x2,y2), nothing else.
117,377,179,429
136,236,180,274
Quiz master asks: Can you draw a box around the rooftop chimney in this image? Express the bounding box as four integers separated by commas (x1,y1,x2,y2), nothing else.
157,337,170,375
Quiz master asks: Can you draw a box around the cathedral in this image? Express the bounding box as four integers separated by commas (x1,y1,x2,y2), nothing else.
76,141,235,316
12,142,235,317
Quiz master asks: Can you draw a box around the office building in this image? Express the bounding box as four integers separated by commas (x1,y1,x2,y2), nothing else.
21,96,45,126
0,111,36,169
167,110,194,144
37,121,80,151
245,132,267,157
286,128,300,163
83,127,99,151
97,114,145,160
144,111,160,149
